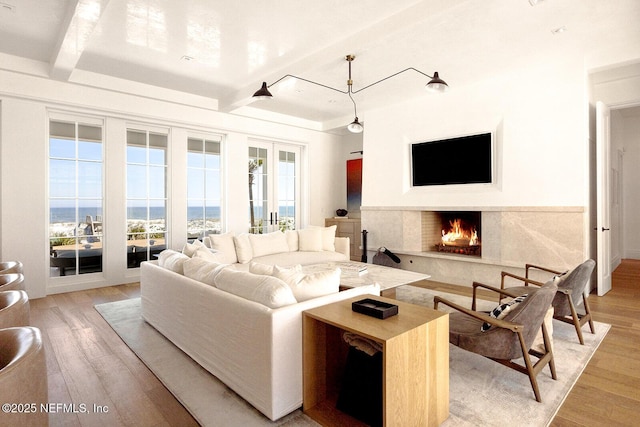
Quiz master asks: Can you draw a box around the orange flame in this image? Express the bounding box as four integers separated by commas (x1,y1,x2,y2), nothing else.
441,219,479,246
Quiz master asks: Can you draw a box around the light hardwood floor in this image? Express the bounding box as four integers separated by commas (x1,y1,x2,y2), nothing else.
29,260,640,426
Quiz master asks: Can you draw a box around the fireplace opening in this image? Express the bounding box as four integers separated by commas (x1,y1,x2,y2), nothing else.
421,211,481,257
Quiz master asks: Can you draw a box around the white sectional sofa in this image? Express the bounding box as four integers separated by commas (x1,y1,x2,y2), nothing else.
140,227,380,421
200,226,350,267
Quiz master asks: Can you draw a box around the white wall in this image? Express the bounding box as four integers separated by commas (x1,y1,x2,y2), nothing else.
0,70,347,297
361,57,589,209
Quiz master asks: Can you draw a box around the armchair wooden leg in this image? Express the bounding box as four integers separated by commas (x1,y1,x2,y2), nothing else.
583,295,596,334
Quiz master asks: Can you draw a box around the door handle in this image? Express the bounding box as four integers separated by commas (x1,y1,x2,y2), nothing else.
602,227,610,231
269,212,273,225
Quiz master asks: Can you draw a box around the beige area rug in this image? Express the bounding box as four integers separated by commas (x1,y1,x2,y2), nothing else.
395,286,610,427
95,288,609,427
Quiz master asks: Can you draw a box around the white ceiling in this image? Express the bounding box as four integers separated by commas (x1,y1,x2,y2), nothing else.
1,0,639,130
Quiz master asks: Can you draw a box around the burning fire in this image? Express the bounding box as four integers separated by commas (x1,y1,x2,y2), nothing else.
441,219,479,247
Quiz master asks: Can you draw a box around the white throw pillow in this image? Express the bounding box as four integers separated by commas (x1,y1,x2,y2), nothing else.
181,239,206,257
193,247,228,263
273,265,341,302
157,249,179,267
297,227,323,252
164,252,190,274
248,231,290,258
206,232,238,264
285,230,299,252
320,225,337,251
214,268,297,309
183,257,228,286
234,233,253,264
249,262,302,276
249,261,276,276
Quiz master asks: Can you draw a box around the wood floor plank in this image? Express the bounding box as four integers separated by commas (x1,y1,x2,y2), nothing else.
89,353,170,427
46,326,125,427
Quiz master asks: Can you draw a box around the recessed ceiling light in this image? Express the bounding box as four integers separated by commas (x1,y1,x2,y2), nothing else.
529,0,544,6
551,26,567,35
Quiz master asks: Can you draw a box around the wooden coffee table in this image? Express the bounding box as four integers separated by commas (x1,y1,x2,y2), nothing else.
302,295,449,426
302,261,430,298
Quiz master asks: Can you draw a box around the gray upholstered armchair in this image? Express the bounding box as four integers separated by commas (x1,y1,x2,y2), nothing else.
434,277,558,402
501,259,596,345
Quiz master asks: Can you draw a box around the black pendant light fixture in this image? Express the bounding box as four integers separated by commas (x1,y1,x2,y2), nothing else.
252,54,448,133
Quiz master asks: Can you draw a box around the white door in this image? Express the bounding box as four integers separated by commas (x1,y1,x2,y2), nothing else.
596,101,612,296
248,141,301,233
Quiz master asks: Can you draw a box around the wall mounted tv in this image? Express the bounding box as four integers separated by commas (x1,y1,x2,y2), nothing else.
411,132,493,186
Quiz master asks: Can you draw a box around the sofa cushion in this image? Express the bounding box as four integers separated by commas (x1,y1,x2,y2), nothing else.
183,257,228,286
182,239,206,257
233,233,253,264
206,232,238,264
249,262,302,276
252,250,348,267
298,228,322,251
273,265,341,302
320,225,337,251
297,226,336,252
285,230,299,252
193,247,228,263
248,231,290,258
157,250,190,274
214,268,298,309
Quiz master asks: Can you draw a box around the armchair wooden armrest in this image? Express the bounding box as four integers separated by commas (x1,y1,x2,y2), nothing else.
434,295,522,333
525,263,564,278
501,271,545,289
471,281,518,310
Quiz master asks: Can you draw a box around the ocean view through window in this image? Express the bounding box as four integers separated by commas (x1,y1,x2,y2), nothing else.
48,118,103,277
126,128,168,268
187,135,222,238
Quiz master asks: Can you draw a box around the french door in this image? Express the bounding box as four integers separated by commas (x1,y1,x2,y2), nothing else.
248,141,301,234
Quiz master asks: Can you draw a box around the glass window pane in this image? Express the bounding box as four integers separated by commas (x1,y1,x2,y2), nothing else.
49,159,76,198
148,166,166,198
127,164,147,198
50,137,75,158
78,140,102,161
127,145,147,163
188,151,204,168
78,162,102,198
205,170,220,200
187,169,204,199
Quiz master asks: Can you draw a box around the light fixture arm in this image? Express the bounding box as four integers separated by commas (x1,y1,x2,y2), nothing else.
265,74,348,95
351,67,437,94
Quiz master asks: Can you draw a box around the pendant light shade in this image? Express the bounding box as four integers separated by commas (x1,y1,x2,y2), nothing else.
425,71,449,93
347,117,364,134
252,82,273,100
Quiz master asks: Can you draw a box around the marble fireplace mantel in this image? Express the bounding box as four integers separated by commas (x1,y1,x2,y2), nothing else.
360,206,586,287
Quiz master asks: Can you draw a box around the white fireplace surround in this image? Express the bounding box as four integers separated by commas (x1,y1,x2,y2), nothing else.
361,206,586,287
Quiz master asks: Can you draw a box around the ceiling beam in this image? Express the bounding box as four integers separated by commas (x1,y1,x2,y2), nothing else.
49,0,111,81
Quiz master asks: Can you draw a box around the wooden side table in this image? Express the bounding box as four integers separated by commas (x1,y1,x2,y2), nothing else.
303,295,449,426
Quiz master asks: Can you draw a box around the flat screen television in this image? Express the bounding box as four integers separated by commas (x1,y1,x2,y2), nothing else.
411,132,493,186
